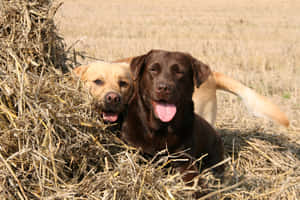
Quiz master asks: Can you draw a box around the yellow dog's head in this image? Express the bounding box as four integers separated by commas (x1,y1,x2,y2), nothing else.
74,61,133,123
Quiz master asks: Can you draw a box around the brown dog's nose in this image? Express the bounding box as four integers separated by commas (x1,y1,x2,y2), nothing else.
157,83,171,93
105,92,121,104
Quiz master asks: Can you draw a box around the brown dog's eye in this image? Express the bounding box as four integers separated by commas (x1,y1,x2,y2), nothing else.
171,64,184,77
93,79,103,85
119,80,128,88
176,70,184,75
149,63,160,74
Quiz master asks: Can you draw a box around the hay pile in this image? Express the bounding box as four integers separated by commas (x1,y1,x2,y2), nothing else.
0,0,299,200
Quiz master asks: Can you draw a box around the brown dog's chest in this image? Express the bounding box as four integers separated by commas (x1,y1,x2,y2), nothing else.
121,92,195,155
146,126,186,154
122,122,189,155
122,105,193,155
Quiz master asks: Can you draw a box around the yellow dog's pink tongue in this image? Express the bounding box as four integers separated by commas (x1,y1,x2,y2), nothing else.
153,102,177,122
102,112,118,122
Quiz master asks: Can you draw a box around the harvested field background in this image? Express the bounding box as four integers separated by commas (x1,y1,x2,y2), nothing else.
0,0,299,199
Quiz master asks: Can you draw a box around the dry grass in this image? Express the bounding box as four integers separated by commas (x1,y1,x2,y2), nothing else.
0,0,299,199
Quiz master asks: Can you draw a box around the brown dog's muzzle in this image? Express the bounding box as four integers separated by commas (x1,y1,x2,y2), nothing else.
151,83,178,123
156,83,172,94
155,83,175,102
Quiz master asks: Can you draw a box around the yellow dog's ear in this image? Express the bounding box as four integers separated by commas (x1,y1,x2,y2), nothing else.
73,65,89,80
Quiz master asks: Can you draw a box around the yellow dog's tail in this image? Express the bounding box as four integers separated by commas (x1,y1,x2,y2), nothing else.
213,72,289,127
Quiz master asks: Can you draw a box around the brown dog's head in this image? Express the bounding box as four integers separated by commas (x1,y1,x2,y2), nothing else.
130,49,211,123
73,61,133,123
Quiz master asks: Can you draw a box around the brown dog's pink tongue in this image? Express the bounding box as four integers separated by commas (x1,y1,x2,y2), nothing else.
102,112,118,122
153,102,177,122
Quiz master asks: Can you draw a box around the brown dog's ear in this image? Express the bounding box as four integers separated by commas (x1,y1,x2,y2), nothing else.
191,57,212,88
73,65,89,80
130,50,155,81
130,55,147,81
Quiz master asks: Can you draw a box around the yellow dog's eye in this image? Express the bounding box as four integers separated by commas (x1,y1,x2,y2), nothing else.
119,80,128,88
93,79,103,85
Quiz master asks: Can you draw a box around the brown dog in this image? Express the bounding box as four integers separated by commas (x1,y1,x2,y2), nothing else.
115,57,289,127
73,61,133,123
121,50,224,181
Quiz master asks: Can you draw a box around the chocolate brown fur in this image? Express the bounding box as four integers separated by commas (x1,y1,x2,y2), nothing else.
121,50,224,179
